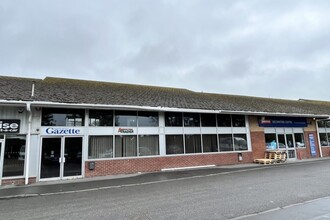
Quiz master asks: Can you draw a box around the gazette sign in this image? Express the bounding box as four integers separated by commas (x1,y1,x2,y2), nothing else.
0,120,20,133
45,128,81,135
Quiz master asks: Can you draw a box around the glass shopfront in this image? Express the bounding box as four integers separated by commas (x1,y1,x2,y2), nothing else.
40,137,83,180
264,129,305,159
2,135,26,177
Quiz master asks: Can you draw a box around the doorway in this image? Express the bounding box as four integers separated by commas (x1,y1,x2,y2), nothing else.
40,137,83,180
265,130,303,160
277,133,296,159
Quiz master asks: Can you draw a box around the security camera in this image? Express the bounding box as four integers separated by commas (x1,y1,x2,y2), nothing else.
17,107,25,114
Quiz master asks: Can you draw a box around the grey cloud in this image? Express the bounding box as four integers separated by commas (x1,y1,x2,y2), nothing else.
1,0,330,101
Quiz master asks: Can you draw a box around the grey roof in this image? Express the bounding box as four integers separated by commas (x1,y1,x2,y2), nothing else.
0,75,330,117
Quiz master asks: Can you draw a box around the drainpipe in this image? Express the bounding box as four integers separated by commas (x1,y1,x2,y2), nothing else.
315,119,323,158
25,102,32,185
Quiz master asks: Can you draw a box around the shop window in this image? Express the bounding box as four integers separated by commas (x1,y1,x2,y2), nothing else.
115,135,137,157
202,134,218,152
166,135,184,154
88,136,113,159
115,111,137,127
294,133,305,148
265,133,277,150
165,112,183,127
317,121,326,128
319,133,328,146
217,114,231,127
42,108,85,126
183,113,200,127
201,114,216,127
277,134,286,149
326,121,330,128
89,110,113,126
139,135,159,156
232,115,246,127
138,112,159,127
185,135,202,153
3,135,26,177
234,134,248,151
219,134,233,151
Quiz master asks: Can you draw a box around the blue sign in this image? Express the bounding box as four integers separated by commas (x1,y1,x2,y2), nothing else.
259,117,307,127
308,133,317,157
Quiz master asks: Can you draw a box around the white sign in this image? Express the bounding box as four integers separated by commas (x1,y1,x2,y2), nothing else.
118,128,134,133
45,128,81,135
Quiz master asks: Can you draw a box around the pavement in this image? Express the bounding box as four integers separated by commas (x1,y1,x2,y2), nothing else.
0,158,328,200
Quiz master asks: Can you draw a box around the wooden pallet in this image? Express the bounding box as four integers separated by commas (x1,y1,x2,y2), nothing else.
254,158,275,164
254,151,287,165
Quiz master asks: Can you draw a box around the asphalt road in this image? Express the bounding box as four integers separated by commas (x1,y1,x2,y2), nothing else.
1,159,330,220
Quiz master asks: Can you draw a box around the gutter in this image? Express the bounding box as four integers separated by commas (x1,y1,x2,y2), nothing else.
0,99,328,119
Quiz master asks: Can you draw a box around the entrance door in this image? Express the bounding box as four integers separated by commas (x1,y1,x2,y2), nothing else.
276,133,296,159
40,137,82,180
286,134,296,159
63,137,82,178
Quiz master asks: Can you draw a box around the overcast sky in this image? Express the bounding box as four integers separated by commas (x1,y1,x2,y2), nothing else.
1,0,330,101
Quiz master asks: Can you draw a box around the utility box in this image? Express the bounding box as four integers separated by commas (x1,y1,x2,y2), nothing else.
238,153,243,161
88,161,95,170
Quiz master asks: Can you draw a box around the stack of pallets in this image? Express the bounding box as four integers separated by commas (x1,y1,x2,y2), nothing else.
254,151,287,164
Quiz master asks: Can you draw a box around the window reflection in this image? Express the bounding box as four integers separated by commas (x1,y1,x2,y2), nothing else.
3,135,26,177
232,115,246,127
234,134,248,151
165,112,183,127
166,135,184,154
115,111,137,127
202,134,218,152
138,112,159,127
185,134,201,153
219,134,233,151
89,110,113,126
217,114,231,127
201,114,216,127
184,113,200,127
42,108,85,126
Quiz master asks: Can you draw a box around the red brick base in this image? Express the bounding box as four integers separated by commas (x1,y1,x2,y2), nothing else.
321,147,330,157
85,152,254,178
1,177,36,186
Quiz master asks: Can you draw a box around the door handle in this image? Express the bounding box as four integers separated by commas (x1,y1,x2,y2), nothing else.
59,157,61,163
63,157,66,163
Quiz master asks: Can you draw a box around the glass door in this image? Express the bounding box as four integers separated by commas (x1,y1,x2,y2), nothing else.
276,133,296,159
277,134,286,150
40,138,61,179
286,134,296,159
40,137,83,180
63,137,82,178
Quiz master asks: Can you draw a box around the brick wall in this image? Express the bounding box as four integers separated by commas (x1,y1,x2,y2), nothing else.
303,131,321,158
321,147,330,157
1,177,36,186
250,131,266,160
85,152,254,178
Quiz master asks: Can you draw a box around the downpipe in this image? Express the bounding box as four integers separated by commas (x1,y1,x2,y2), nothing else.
25,102,32,185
